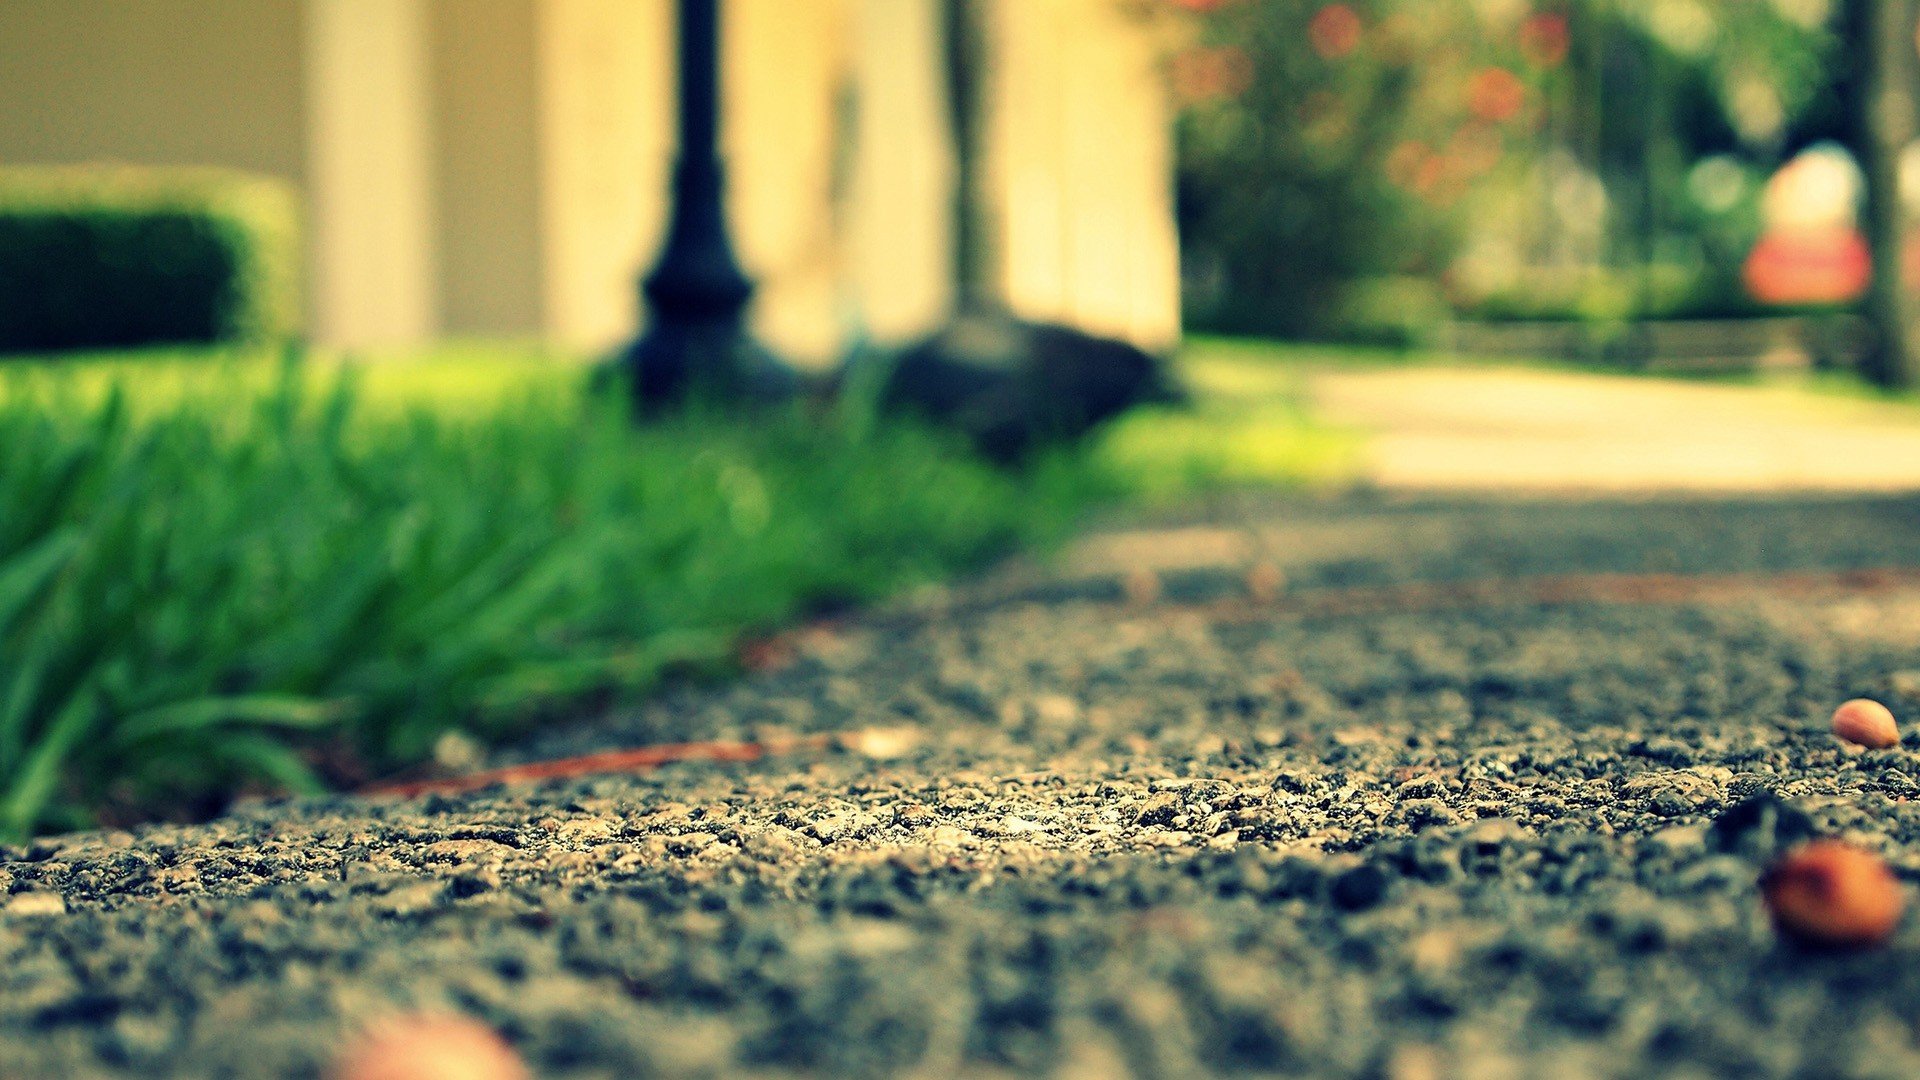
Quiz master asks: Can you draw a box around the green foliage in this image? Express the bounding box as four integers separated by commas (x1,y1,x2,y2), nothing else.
0,167,300,355
1175,1,1461,336
1603,0,1836,152
0,353,1088,838
1173,0,1840,337
1093,337,1362,499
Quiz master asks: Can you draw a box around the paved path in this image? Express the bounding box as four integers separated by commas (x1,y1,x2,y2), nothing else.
12,493,1920,1078
1309,366,1920,492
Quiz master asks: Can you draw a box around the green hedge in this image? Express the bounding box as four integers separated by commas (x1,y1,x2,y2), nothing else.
0,166,300,355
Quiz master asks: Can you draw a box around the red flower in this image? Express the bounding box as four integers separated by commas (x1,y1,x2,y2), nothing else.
1385,140,1431,190
1309,4,1364,60
1520,13,1571,68
1467,67,1528,123
1171,46,1253,104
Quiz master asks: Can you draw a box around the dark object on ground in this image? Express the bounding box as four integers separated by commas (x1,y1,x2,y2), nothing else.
1329,862,1391,911
876,313,1183,462
1709,794,1817,861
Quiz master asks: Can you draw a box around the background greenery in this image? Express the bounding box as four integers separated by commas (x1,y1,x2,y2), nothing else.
1172,0,1843,340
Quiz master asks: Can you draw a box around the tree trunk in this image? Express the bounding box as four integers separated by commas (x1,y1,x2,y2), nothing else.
1856,0,1920,388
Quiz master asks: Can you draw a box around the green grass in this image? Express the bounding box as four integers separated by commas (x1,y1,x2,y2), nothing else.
1099,338,1363,500
0,340,1349,838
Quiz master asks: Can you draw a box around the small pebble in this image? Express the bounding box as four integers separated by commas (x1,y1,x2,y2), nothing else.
3,892,66,917
331,1014,529,1080
1123,566,1161,606
1832,699,1900,749
737,636,796,674
1246,560,1286,602
431,731,485,772
1330,863,1390,912
837,725,922,760
1762,841,1904,948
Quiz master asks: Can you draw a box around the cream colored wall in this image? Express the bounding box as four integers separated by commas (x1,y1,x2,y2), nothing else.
0,0,306,179
987,0,1182,352
0,0,1179,356
535,1,673,350
306,0,437,347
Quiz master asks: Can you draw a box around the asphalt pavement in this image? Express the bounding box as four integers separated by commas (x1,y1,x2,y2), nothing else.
11,493,1920,1078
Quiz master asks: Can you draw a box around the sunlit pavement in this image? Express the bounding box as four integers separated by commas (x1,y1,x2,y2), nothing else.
1308,365,1920,493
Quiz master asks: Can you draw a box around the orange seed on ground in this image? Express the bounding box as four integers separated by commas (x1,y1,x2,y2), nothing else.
1762,841,1905,948
1832,698,1900,749
331,1014,530,1080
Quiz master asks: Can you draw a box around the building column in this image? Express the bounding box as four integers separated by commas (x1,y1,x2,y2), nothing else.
303,0,437,347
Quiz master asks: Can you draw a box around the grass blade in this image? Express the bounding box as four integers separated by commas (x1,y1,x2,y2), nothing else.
113,694,343,745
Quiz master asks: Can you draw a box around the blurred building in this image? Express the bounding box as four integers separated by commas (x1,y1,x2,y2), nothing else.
0,0,1181,361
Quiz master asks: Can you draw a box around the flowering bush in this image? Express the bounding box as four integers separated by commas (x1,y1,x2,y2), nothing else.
1169,0,1838,337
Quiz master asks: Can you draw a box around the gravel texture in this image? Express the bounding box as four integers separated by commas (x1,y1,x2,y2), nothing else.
11,493,1920,1078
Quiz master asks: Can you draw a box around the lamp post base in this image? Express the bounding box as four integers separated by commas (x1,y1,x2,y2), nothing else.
615,0,787,416
618,319,799,415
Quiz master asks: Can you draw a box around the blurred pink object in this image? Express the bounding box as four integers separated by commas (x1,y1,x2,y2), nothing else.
1743,226,1871,306
332,1014,530,1080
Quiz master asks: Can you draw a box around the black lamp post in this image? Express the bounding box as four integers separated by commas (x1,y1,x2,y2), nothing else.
620,0,790,410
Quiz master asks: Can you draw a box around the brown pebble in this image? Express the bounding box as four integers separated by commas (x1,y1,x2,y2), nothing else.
737,635,796,674
1123,566,1161,606
1245,560,1286,602
332,1014,530,1080
1832,698,1900,749
1384,1043,1447,1080
1762,841,1904,948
